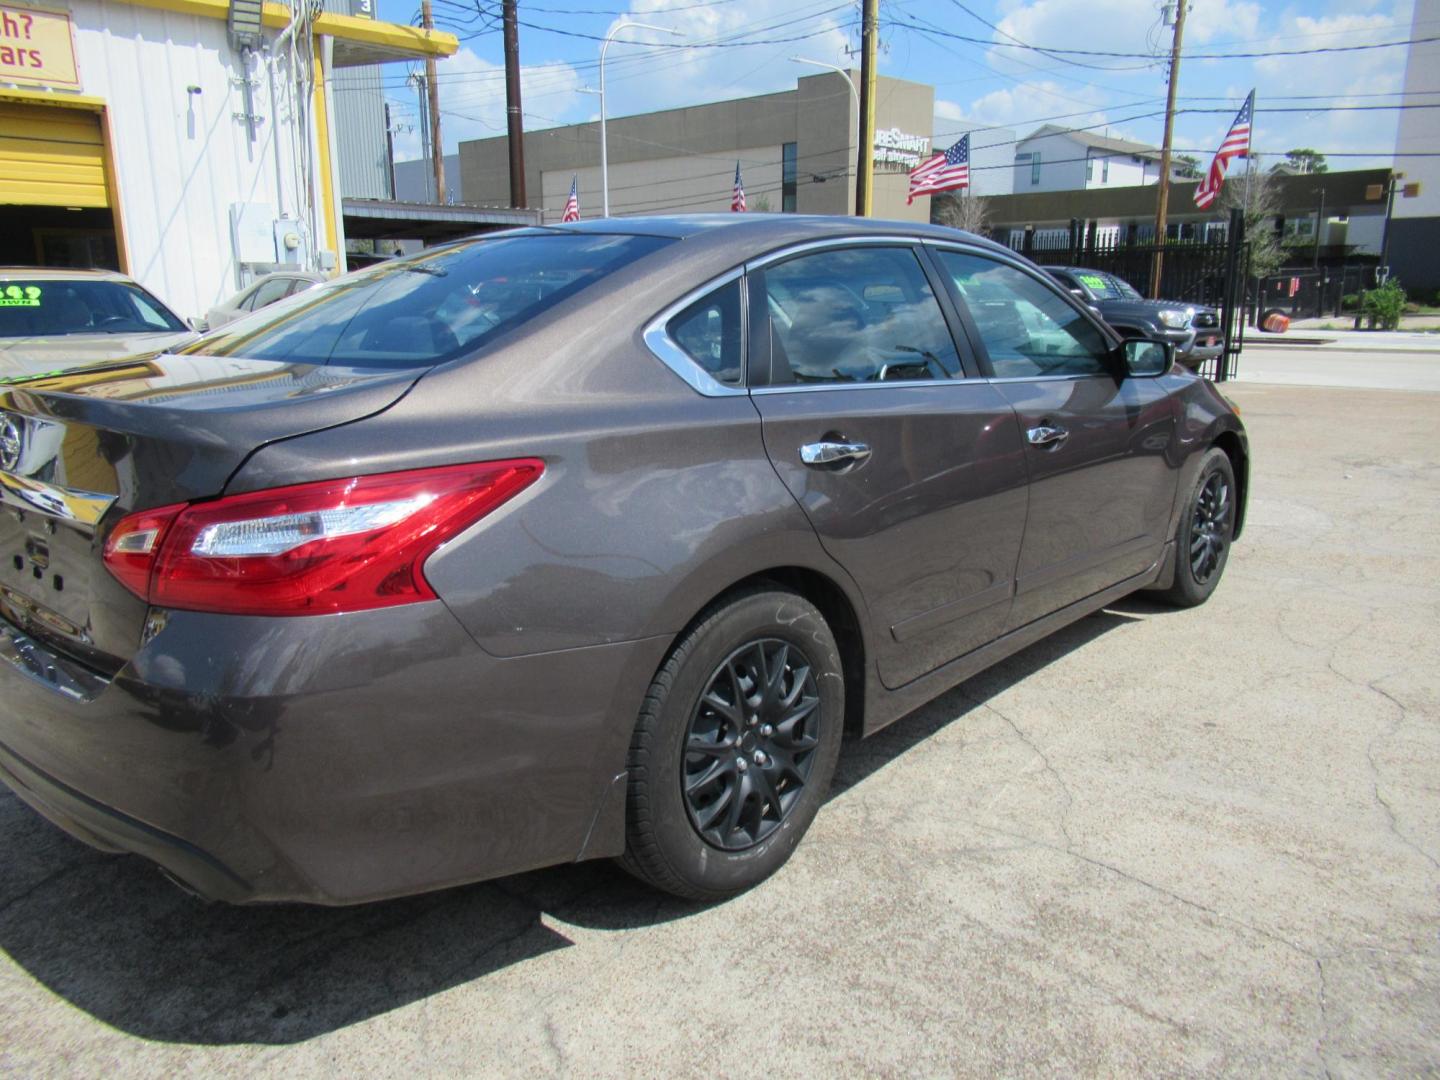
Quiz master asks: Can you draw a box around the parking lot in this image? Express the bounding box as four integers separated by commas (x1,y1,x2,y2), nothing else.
1,379,1437,1077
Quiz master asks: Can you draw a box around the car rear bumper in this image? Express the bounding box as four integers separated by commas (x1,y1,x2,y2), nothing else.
0,607,667,904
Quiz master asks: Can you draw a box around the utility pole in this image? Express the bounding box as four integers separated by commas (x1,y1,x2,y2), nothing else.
1150,0,1187,298
854,0,878,217
502,0,526,208
384,102,398,199
1311,185,1325,269
1378,171,1402,279
421,0,446,204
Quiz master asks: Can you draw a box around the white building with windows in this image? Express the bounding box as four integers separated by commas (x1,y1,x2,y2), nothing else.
1012,125,1170,194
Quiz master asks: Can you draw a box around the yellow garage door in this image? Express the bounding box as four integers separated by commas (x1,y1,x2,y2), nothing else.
0,102,109,208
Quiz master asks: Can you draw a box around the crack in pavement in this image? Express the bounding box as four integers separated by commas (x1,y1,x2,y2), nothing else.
962,690,1077,850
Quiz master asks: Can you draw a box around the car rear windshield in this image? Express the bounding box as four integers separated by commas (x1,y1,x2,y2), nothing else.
185,232,672,369
0,279,188,338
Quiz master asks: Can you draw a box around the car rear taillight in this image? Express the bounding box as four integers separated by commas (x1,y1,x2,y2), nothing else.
102,460,542,616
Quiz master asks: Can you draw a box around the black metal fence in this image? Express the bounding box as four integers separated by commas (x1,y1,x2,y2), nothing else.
1006,211,1250,380
1255,264,1374,321
1013,226,1239,309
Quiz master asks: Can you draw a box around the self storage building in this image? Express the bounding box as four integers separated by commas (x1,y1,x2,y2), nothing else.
0,0,457,321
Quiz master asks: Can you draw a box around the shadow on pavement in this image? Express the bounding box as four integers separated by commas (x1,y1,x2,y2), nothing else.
0,607,1142,1046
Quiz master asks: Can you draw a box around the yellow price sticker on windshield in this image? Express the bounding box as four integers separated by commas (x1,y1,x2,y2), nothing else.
0,284,42,307
1077,274,1106,290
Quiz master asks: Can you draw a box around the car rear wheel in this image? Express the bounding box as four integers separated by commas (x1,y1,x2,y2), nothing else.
619,587,844,900
1157,447,1236,607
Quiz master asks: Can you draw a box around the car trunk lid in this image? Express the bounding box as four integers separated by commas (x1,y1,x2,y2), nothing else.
0,354,422,673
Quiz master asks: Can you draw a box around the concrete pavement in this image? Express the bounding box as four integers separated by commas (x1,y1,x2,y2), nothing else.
1234,343,1440,392
1,383,1437,1077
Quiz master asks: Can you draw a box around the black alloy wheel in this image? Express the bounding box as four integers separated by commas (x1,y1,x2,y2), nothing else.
1189,470,1231,585
1156,446,1237,608
682,638,821,851
620,587,844,900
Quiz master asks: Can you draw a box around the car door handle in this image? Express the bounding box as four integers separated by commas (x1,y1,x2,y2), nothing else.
1027,424,1069,447
800,440,872,467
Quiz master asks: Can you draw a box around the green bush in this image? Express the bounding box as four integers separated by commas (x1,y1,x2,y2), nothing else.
1360,279,1407,330
1341,292,1360,311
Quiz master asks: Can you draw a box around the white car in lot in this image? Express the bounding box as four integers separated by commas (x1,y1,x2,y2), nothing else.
202,272,324,331
0,268,196,379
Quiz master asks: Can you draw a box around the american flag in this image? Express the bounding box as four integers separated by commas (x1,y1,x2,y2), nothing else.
907,134,970,205
1194,91,1254,210
731,161,747,212
561,175,580,222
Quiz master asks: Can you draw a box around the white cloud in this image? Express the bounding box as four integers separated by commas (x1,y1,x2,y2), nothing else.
392,47,584,160
594,0,852,119
1175,4,1414,166
934,80,1112,139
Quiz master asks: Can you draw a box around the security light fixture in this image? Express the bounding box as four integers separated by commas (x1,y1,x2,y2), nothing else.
228,0,264,51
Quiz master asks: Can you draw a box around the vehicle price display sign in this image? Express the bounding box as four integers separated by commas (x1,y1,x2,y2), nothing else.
0,285,42,307
0,3,79,88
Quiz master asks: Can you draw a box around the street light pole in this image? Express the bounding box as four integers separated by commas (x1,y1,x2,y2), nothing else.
791,57,859,200
600,20,679,217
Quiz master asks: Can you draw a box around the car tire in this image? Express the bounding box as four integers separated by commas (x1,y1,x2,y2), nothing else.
1157,447,1237,608
619,587,844,900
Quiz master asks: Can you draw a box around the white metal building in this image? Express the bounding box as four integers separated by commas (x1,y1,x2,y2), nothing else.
0,0,455,321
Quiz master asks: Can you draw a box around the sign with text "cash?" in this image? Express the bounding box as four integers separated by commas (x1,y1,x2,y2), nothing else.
0,4,79,88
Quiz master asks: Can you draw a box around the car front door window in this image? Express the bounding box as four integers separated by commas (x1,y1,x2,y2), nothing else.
935,252,1111,378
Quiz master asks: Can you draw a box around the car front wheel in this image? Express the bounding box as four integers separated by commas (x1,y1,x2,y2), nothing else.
620,587,844,900
1158,446,1236,607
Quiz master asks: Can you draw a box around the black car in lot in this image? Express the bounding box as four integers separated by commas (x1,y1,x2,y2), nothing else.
0,217,1247,906
1043,266,1223,371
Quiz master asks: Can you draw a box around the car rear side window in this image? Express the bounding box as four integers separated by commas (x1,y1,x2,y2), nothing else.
667,279,742,385
935,252,1111,379
250,278,293,310
753,246,961,385
186,233,671,369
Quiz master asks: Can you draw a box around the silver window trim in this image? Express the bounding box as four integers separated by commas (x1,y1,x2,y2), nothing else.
752,379,959,395
744,233,925,271
642,267,748,398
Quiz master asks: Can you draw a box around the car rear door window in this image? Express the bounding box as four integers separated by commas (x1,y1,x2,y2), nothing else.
667,279,742,385
753,246,961,385
934,251,1112,378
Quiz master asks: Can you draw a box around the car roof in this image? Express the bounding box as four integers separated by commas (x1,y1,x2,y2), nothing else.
0,267,135,282
495,213,1015,261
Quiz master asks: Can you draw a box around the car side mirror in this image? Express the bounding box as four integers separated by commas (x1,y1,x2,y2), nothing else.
1122,337,1174,377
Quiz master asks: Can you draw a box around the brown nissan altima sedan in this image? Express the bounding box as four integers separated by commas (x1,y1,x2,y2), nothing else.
0,216,1247,904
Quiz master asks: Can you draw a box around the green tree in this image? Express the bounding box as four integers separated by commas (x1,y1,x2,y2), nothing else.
1280,148,1328,174
1218,156,1285,281
1173,153,1203,180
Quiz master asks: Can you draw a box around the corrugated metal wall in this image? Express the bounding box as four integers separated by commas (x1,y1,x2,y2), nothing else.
322,0,390,200
68,0,315,319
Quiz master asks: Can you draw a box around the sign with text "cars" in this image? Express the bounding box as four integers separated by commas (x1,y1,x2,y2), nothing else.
0,3,78,87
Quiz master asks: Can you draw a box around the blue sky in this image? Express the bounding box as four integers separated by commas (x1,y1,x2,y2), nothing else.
373,0,1421,172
